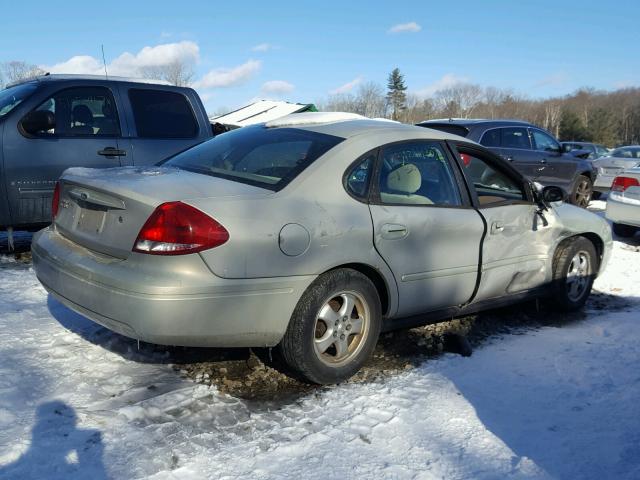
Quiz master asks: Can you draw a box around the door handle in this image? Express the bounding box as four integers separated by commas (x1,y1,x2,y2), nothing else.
490,221,504,234
381,223,408,239
98,147,127,157
506,156,514,162
540,159,547,164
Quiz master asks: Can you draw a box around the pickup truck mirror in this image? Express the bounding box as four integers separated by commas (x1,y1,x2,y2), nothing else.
542,185,566,203
20,110,55,135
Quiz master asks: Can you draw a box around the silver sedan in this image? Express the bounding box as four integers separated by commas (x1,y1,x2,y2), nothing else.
32,113,612,384
593,146,640,194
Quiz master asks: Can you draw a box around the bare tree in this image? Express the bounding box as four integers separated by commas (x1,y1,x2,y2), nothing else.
140,58,195,86
356,82,386,118
433,83,483,118
0,61,45,87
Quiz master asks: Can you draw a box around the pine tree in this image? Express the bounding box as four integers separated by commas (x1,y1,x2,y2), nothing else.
386,68,407,120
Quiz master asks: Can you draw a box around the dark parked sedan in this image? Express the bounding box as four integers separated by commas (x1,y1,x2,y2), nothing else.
417,119,597,207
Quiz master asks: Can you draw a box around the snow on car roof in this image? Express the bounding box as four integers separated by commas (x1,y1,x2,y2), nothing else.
265,112,366,128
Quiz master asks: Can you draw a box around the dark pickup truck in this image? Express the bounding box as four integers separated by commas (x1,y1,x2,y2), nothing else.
0,74,214,231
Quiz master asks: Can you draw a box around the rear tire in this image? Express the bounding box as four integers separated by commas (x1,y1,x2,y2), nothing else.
570,175,593,208
550,236,598,311
613,222,637,238
279,269,382,384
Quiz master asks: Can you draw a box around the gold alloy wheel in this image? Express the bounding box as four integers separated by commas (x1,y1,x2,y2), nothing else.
313,291,370,367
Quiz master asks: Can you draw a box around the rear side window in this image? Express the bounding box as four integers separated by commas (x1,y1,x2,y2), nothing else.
129,89,198,138
378,142,462,206
165,126,343,191
501,127,531,149
345,152,375,199
480,129,500,147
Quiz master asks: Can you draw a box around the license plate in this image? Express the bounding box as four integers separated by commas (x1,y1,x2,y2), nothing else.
76,208,106,234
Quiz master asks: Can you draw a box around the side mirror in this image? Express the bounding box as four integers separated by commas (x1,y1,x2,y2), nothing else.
20,110,55,135
542,185,566,203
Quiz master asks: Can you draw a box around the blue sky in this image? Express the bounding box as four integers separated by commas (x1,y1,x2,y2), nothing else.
2,0,639,113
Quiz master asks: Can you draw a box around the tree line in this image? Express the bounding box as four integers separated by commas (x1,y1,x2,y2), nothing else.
319,68,640,147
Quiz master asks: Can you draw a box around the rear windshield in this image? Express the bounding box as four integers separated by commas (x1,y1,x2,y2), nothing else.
419,123,470,138
164,125,344,190
0,82,39,119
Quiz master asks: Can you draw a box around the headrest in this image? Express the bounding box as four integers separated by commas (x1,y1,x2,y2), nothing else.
102,102,114,118
386,163,421,194
72,105,93,125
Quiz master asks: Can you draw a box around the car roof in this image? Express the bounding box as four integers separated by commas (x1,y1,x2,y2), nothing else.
7,73,172,88
269,115,469,142
418,118,533,128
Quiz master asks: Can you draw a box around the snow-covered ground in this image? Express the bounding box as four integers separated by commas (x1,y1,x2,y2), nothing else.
1,204,639,479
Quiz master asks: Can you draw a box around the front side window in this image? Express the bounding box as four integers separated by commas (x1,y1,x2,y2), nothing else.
378,142,462,206
531,129,560,152
501,127,531,149
31,87,120,136
129,89,198,138
458,149,526,205
165,126,343,190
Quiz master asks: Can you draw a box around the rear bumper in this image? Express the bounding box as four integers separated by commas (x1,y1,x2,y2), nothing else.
594,173,616,191
606,195,640,228
32,228,315,347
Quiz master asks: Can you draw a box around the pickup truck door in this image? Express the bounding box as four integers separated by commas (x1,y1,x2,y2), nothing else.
368,141,484,317
2,85,128,227
116,85,209,166
450,143,554,301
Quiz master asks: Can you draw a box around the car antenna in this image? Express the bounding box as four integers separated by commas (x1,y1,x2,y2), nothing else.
101,44,109,80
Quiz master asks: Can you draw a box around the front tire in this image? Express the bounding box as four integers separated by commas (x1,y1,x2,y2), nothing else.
550,236,598,311
570,175,593,208
613,222,637,238
279,269,382,384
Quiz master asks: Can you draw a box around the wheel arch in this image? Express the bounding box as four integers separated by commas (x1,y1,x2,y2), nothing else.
325,263,393,317
554,232,604,274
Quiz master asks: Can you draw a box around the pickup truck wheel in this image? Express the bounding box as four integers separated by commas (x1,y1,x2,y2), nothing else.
570,175,593,208
550,236,598,311
279,269,381,384
612,223,637,238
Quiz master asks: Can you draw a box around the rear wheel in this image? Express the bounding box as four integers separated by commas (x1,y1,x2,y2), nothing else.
613,222,638,238
279,269,381,384
571,175,593,208
550,236,598,311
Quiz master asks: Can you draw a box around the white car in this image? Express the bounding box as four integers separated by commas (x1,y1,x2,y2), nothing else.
606,168,640,237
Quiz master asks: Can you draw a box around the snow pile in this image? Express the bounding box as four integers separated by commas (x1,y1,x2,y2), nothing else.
0,221,639,479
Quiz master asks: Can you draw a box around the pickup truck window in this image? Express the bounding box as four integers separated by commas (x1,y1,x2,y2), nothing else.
0,82,38,119
33,86,120,137
164,125,343,191
129,89,198,138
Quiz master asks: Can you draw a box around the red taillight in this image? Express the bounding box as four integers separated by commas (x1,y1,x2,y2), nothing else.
460,153,472,166
52,182,61,219
133,202,229,255
611,176,640,192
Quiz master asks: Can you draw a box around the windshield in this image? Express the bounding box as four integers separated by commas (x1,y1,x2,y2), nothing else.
0,82,39,119
164,125,344,190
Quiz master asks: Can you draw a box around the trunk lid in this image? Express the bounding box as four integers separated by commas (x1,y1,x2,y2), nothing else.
54,166,271,259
